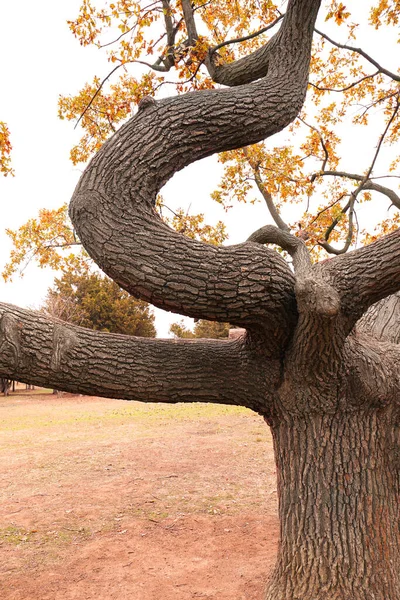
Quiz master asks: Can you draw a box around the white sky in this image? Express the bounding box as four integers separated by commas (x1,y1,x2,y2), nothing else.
0,1,398,336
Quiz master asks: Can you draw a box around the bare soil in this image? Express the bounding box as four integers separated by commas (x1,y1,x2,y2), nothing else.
0,388,278,599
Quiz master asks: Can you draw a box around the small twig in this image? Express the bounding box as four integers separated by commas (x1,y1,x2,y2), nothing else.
323,198,351,242
354,208,360,248
99,2,160,49
308,193,348,227
299,117,329,172
309,70,380,93
74,64,123,130
315,97,400,240
315,28,400,83
365,97,400,179
356,90,399,119
209,14,283,56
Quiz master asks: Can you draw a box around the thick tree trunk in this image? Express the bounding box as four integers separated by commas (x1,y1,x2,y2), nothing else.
266,407,400,600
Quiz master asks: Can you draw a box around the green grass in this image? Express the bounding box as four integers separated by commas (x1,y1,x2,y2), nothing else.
0,525,33,545
0,524,93,547
0,399,251,434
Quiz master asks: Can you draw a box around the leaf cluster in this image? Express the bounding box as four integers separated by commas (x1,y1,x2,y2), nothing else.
3,0,400,269
2,204,88,282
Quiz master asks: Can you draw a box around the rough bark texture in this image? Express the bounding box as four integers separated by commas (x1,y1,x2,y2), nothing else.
69,0,320,348
0,303,277,413
268,408,400,599
265,331,400,599
1,0,400,598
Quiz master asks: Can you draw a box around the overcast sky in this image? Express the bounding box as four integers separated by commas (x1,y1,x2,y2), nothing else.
0,0,272,336
0,1,398,336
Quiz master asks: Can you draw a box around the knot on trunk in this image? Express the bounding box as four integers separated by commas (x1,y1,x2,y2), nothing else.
295,276,340,318
0,313,21,372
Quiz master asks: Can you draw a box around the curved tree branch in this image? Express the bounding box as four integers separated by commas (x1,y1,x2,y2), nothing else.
179,0,284,87
356,292,400,344
319,196,355,256
70,0,321,355
318,228,400,333
0,303,277,414
204,0,320,86
344,330,400,411
247,224,311,275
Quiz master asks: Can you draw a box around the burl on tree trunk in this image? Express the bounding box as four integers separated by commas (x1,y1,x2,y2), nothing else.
0,0,399,598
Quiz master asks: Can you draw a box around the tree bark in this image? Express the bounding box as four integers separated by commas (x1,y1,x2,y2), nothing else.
69,0,321,354
206,0,320,87
0,303,277,413
266,407,400,600
356,292,400,344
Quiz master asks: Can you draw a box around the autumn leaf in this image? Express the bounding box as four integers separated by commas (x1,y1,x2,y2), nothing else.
0,121,14,177
7,0,400,272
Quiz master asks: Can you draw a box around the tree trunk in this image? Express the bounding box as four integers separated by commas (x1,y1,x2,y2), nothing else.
266,407,400,600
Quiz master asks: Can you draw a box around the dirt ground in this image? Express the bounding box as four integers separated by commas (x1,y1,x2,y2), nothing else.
0,388,279,599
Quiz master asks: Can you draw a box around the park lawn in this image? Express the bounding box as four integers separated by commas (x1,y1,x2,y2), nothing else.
0,390,278,600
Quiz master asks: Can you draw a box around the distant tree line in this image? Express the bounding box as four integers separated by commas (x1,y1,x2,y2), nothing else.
42,271,156,338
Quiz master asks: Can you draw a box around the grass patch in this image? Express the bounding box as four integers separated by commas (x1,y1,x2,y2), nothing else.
0,400,251,434
0,524,93,547
0,525,33,545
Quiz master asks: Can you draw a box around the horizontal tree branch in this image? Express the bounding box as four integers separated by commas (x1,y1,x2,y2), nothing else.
0,303,277,414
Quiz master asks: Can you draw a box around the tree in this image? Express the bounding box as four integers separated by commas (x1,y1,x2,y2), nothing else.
1,1,400,598
170,319,230,339
43,270,156,337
